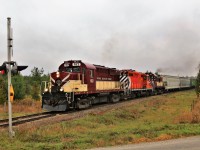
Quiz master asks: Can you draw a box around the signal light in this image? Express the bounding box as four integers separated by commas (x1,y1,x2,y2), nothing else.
0,70,5,75
0,62,7,74
0,61,28,75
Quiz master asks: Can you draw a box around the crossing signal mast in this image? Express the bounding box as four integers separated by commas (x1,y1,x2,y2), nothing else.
7,17,15,138
0,18,28,137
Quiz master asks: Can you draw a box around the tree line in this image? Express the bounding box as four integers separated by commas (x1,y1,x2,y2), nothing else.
0,67,49,104
196,69,200,98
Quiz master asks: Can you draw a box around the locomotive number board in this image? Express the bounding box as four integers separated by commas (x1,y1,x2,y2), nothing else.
72,63,81,66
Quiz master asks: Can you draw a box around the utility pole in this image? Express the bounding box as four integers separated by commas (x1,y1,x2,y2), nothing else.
7,17,15,138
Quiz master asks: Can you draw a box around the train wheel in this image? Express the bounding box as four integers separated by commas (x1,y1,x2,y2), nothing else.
77,99,91,109
131,93,136,99
88,98,92,107
110,94,120,103
137,93,141,98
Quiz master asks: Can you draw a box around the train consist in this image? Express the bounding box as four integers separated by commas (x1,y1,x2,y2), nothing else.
42,60,195,111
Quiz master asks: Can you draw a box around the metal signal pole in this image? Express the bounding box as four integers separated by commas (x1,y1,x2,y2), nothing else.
7,17,15,138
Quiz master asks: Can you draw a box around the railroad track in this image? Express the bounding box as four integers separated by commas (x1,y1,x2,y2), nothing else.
0,112,56,128
0,90,192,129
0,100,134,128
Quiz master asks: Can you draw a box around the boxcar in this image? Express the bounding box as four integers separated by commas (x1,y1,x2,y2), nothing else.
180,77,190,88
190,77,196,87
162,75,180,90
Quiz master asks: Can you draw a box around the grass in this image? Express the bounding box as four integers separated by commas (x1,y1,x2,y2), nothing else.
0,90,200,150
0,99,43,119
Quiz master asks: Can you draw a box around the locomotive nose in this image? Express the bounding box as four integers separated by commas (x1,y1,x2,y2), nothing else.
51,72,70,86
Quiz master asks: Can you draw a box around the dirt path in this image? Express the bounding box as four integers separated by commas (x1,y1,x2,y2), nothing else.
90,136,200,150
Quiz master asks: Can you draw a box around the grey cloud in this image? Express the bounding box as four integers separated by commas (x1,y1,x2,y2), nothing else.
0,0,200,76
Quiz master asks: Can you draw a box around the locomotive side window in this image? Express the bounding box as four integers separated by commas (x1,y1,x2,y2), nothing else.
82,68,86,74
90,70,94,78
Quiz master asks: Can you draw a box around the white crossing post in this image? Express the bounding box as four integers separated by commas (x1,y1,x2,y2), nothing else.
7,17,15,138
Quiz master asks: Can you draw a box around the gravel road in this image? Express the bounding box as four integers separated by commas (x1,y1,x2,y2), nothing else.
90,136,200,150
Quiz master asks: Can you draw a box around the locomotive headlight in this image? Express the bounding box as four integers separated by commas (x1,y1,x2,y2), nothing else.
44,88,48,92
56,72,60,78
60,88,64,92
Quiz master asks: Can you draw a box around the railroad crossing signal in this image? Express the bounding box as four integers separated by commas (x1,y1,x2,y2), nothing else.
0,61,28,75
5,17,27,138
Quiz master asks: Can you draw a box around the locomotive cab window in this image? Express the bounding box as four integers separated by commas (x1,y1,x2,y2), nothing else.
73,67,80,72
129,73,133,76
66,68,72,72
65,67,80,72
90,70,94,78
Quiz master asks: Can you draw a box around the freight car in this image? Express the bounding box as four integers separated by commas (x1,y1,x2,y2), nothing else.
162,75,191,91
190,77,196,87
42,60,195,111
180,77,191,88
162,75,181,90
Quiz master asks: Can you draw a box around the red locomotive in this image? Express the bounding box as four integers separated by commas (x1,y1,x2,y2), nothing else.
120,70,154,98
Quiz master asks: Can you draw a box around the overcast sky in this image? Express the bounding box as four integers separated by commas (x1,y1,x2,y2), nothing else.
0,0,200,76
